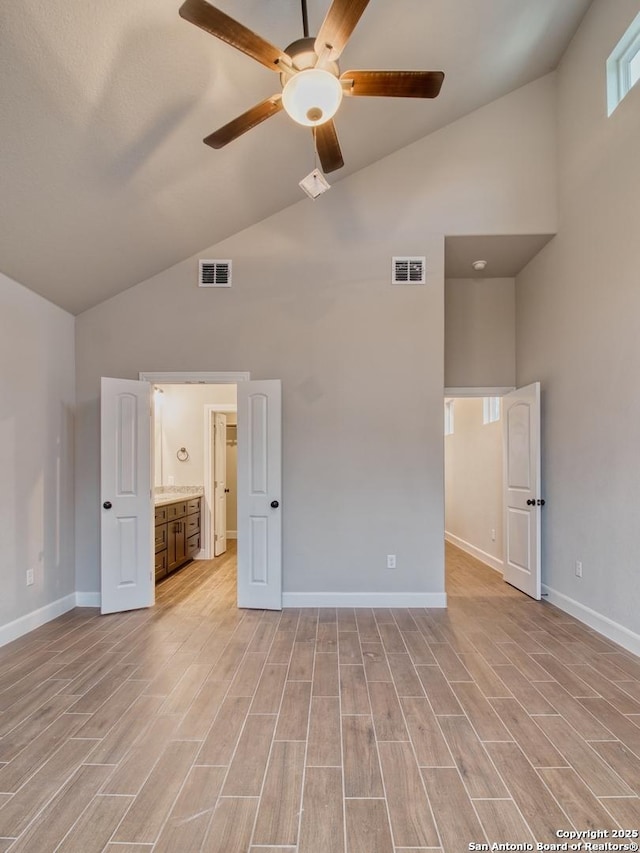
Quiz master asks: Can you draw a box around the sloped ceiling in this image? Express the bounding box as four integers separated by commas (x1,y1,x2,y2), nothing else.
0,0,591,314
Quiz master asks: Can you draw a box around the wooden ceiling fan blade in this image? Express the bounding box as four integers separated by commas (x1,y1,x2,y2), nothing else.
204,96,283,148
341,70,445,98
179,0,288,71
314,120,344,173
314,0,371,62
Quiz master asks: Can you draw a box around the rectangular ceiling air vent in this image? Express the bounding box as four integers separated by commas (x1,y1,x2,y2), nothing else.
199,259,232,288
392,256,426,285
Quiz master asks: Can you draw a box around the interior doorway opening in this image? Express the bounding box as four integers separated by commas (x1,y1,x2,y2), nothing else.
101,371,283,614
444,386,513,584
152,383,238,590
443,383,542,601
444,391,507,577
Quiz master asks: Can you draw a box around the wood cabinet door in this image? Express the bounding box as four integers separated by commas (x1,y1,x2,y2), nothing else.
168,519,187,570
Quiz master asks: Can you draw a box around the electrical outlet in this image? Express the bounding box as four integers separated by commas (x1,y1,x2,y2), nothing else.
26,569,34,586
575,560,583,579
490,528,496,542
386,554,396,569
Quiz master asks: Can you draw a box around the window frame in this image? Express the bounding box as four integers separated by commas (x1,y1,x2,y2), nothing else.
482,396,501,425
607,12,640,115
444,399,455,436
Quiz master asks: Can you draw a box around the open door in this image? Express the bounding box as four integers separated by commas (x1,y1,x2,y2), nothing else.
101,377,154,614
237,380,282,610
214,412,227,557
502,382,542,600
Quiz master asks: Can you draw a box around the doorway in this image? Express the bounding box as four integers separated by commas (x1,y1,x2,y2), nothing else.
101,372,283,614
204,404,238,559
154,384,238,573
444,392,506,575
443,384,542,600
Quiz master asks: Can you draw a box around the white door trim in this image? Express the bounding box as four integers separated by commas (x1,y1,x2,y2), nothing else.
204,403,237,559
139,371,250,384
444,386,515,397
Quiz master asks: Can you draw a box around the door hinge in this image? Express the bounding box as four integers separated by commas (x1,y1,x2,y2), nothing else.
214,534,218,541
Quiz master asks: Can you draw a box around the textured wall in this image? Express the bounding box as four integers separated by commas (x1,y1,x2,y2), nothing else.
75,77,557,599
0,273,75,635
517,0,640,639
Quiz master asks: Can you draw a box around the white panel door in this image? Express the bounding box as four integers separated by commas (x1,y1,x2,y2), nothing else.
502,382,542,600
214,412,227,557
237,380,282,610
101,377,154,614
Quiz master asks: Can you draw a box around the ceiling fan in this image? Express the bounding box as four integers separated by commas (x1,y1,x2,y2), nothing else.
179,0,445,173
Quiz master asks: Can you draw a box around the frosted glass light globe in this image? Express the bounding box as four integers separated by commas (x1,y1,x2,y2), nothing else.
282,69,343,127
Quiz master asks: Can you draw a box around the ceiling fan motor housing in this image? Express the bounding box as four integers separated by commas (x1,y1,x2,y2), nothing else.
281,37,340,78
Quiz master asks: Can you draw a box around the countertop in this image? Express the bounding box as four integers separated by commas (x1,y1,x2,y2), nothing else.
154,489,203,507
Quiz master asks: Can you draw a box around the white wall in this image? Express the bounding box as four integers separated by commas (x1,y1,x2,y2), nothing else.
516,0,640,646
0,272,75,642
74,75,557,602
155,384,236,487
445,278,516,388
445,398,503,570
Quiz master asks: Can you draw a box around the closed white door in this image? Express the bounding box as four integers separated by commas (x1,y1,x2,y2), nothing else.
101,377,154,614
237,380,282,610
502,382,542,600
214,412,227,557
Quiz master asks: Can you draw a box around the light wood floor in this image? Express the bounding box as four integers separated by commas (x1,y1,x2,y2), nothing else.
0,543,639,852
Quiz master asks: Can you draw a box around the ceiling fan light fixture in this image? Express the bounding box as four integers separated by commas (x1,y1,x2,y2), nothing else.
282,68,343,127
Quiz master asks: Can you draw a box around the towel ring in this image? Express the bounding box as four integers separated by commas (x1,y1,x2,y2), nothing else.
176,447,189,462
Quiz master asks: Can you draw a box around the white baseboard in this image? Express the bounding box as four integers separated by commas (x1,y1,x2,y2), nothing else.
0,593,78,648
542,584,640,658
227,531,237,540
282,591,447,608
75,592,101,608
445,531,504,574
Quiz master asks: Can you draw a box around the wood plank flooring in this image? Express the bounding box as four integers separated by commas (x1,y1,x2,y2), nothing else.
0,542,639,851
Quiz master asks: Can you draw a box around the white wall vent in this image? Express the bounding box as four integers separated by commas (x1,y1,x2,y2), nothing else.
199,259,232,288
392,256,426,285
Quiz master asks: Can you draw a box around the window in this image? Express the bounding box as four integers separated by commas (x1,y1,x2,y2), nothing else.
444,399,454,436
630,47,640,88
607,12,640,115
483,396,500,425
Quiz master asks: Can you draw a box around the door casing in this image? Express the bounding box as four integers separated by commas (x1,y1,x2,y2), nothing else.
203,404,237,559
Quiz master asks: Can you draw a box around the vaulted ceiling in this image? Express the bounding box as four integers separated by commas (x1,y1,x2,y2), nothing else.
0,0,592,314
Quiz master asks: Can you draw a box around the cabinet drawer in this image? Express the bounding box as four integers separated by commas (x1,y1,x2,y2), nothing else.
186,532,200,558
155,549,167,580
187,498,201,515
167,501,187,520
155,522,168,553
185,514,200,537
154,506,168,524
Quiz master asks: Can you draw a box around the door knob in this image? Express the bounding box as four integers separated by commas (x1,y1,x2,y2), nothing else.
224,488,230,493
526,499,535,506
103,501,112,510
537,499,546,506
270,500,279,509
